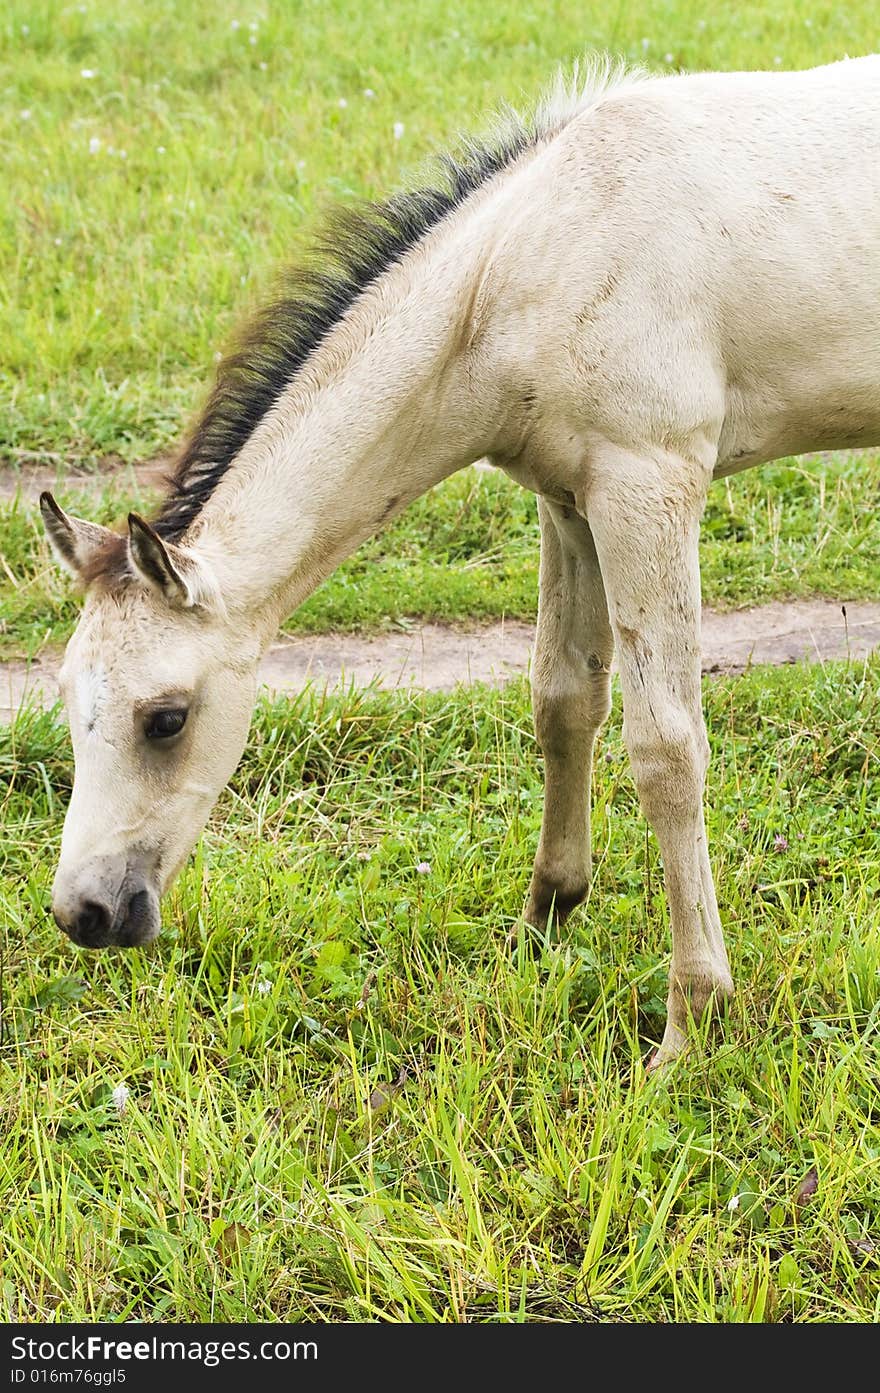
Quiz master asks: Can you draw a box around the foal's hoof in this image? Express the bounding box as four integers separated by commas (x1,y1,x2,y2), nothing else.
646,974,735,1073
524,876,589,933
644,1036,686,1074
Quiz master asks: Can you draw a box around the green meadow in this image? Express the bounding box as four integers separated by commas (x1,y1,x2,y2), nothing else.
1,0,878,1323
2,665,879,1320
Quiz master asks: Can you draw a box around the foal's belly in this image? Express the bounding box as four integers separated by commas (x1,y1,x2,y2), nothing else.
715,324,880,474
715,390,880,475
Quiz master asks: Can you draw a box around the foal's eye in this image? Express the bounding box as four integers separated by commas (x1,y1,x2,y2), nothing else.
144,708,188,741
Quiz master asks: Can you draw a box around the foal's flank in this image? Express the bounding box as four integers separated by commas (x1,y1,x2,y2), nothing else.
40,56,880,1065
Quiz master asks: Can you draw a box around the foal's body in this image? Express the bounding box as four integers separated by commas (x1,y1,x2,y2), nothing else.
42,58,880,1064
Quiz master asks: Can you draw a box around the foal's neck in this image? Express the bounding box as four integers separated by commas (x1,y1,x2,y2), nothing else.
191,228,508,640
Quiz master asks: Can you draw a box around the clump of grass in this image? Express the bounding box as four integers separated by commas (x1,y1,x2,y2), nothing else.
2,657,878,1320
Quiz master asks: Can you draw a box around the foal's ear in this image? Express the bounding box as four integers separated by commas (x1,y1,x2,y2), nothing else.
127,513,222,612
127,514,193,606
39,492,115,577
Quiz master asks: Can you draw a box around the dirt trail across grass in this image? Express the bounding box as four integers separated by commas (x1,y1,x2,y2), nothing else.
0,456,170,501
4,459,879,719
3,599,879,723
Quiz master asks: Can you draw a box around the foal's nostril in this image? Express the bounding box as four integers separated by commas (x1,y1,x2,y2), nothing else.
73,898,113,947
119,888,153,946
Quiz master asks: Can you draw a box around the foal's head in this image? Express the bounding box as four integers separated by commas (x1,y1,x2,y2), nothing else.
40,494,258,948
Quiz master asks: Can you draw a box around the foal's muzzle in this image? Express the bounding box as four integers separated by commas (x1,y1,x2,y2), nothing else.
51,859,160,948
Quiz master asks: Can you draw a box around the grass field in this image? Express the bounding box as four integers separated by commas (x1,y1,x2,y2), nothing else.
2,662,879,1321
2,0,879,1326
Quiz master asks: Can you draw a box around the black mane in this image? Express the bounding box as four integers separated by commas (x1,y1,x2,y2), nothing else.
155,122,533,540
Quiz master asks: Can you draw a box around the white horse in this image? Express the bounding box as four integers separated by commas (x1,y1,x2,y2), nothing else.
41,57,880,1065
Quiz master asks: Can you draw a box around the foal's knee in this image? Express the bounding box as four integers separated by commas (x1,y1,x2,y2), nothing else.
532,671,611,759
625,712,706,820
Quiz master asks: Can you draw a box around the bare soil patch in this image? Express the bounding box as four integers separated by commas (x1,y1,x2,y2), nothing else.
3,599,878,723
0,455,170,501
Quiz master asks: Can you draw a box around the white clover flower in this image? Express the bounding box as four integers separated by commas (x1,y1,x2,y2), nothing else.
338,97,348,108
249,34,257,44
231,19,240,30
259,61,268,71
393,121,405,140
80,68,97,79
416,861,431,875
112,1083,130,1115
20,109,32,120
727,1194,740,1212
156,145,166,153
664,52,674,63
363,88,375,98
256,979,271,996
88,136,101,153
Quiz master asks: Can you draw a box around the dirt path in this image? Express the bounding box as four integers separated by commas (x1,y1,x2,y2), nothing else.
3,461,878,718
3,599,879,723
0,456,170,502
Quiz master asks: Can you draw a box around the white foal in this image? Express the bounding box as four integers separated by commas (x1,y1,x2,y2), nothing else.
41,56,880,1064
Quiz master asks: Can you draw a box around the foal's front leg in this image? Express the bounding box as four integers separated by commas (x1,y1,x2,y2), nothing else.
525,499,614,929
587,449,734,1065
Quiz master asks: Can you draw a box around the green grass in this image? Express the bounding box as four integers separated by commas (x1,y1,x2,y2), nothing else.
2,450,879,657
2,0,880,463
3,0,879,1329
2,659,879,1321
